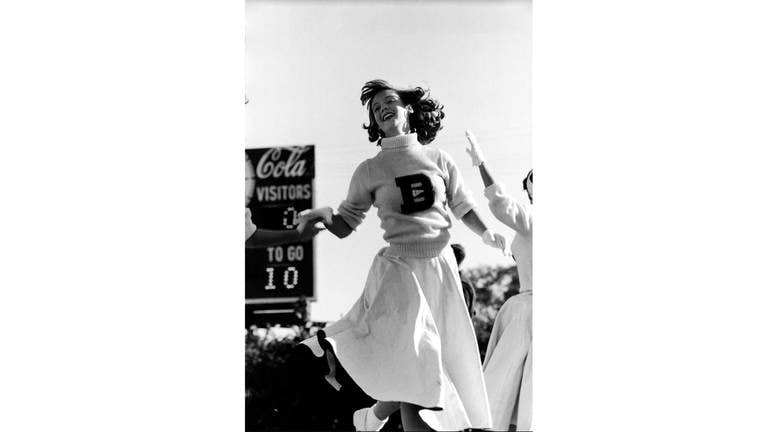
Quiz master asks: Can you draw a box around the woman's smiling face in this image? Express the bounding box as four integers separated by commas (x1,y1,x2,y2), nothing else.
371,89,411,137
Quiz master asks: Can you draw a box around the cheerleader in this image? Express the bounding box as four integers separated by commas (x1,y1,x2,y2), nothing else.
465,130,532,431
297,80,507,431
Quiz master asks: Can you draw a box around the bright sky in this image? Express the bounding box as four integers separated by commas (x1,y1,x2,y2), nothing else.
245,0,531,321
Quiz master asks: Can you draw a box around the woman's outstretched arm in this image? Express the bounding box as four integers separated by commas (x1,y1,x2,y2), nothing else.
324,214,354,238
461,208,509,254
246,207,322,248
297,207,354,239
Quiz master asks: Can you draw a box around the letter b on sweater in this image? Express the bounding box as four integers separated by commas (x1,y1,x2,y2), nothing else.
395,174,435,214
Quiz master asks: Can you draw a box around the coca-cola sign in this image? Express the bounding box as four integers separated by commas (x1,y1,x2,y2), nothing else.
255,146,314,180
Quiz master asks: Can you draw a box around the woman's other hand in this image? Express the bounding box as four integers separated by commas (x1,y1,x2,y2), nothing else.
465,129,486,166
482,229,510,256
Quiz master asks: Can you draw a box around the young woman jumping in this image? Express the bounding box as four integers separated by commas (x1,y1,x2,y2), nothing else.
297,80,506,431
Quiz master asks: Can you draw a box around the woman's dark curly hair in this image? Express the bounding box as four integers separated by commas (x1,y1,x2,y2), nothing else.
360,79,445,145
523,169,533,203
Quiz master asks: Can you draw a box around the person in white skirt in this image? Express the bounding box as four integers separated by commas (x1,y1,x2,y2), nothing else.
465,130,533,431
297,80,508,431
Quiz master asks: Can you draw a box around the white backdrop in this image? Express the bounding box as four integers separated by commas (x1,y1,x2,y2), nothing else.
5,0,768,430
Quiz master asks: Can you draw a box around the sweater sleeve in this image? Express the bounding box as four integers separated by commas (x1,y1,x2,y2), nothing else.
442,150,477,219
336,160,373,230
484,183,532,235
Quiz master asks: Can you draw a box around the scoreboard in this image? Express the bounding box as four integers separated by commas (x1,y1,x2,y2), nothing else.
245,145,315,304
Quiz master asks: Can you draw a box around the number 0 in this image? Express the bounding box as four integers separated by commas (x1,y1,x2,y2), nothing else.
283,266,299,289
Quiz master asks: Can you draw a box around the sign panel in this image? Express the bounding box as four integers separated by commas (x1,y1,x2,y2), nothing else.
245,145,315,303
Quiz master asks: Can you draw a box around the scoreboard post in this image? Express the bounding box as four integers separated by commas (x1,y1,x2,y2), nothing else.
245,145,315,308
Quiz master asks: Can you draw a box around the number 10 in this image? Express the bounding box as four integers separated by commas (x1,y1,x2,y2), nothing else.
265,266,299,290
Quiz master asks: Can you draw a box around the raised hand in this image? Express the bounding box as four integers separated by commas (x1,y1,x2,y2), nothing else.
465,129,486,167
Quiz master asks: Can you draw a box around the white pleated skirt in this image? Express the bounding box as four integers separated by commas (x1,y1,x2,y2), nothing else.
302,246,492,431
483,291,532,431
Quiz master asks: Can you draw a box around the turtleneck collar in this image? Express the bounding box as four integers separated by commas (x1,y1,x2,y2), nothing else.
380,133,420,150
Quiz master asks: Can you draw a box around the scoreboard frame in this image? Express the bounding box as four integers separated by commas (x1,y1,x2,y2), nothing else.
245,145,316,305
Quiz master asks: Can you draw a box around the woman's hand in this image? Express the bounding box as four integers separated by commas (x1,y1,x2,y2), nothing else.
245,208,257,240
297,207,334,233
465,129,486,166
297,222,324,240
482,229,510,256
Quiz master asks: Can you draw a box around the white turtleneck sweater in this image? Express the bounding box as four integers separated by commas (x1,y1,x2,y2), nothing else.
337,133,477,258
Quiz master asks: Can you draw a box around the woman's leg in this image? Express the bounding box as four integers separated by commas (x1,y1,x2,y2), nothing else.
400,402,432,431
353,401,399,431
373,401,399,420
